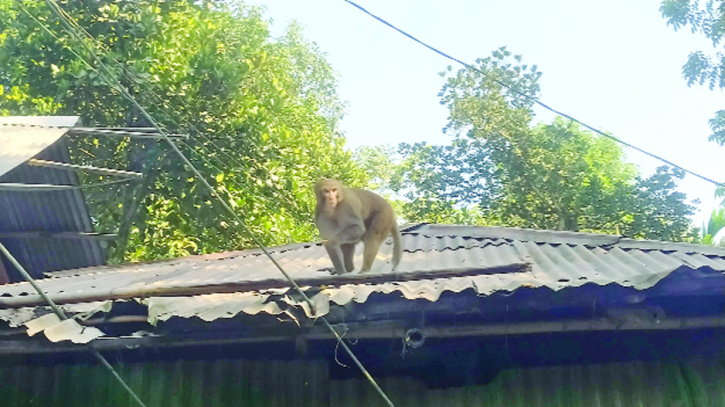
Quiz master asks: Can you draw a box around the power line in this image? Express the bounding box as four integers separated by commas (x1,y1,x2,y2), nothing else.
24,0,299,236
344,0,725,188
0,241,148,407
7,4,147,406
31,1,396,406
50,2,267,168
46,3,301,212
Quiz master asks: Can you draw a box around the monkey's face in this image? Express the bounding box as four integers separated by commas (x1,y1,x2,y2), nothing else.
321,186,341,208
315,180,343,209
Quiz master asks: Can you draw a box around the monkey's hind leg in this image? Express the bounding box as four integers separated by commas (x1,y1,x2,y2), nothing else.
360,229,387,272
360,210,395,272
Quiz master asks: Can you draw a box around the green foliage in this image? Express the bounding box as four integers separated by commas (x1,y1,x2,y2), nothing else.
352,145,398,192
660,0,725,144
357,48,698,241
620,167,699,241
700,208,725,245
0,0,364,262
662,1,725,239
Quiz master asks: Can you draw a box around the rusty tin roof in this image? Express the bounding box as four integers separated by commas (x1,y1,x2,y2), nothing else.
0,223,724,337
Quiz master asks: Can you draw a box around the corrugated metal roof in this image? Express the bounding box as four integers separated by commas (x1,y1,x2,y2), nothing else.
0,224,723,326
0,116,78,177
0,116,106,282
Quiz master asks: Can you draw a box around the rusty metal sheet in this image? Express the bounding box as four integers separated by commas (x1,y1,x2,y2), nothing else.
0,226,723,326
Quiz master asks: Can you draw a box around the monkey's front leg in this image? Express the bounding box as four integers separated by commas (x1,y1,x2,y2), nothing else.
323,242,348,275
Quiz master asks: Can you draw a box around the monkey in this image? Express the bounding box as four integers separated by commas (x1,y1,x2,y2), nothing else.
314,179,402,274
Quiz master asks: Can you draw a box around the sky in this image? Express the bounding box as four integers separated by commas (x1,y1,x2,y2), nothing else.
249,0,724,228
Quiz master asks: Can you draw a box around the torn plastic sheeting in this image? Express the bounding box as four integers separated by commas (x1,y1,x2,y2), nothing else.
26,313,61,336
143,292,287,325
466,267,677,295
45,319,104,344
141,289,337,324
291,292,330,319
0,307,37,328
137,266,681,325
322,284,402,305
0,300,114,328
319,279,480,305
25,313,105,344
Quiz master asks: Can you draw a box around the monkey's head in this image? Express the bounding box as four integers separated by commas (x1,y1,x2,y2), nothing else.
314,179,344,209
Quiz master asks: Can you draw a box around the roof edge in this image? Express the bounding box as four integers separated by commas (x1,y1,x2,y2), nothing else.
406,224,725,255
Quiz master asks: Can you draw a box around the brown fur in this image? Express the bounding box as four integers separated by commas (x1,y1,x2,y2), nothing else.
314,179,402,274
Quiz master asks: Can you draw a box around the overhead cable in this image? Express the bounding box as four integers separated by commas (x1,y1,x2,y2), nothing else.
0,241,148,407
46,3,301,213
344,0,724,188
30,1,395,406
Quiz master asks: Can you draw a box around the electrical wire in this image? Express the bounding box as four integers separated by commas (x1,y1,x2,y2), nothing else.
29,1,396,405
344,0,724,188
49,4,300,210
21,0,298,237
0,241,148,407
50,2,269,171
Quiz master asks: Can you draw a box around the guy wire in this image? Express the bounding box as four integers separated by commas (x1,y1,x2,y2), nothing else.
33,1,396,405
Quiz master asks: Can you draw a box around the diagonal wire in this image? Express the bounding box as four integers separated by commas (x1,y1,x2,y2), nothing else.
51,4,299,209
29,0,300,223
0,241,148,407
33,1,396,405
23,0,297,250
10,3,147,407
344,0,724,188
176,139,292,242
51,3,268,173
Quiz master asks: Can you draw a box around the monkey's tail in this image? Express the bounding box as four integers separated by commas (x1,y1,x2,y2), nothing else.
391,223,403,271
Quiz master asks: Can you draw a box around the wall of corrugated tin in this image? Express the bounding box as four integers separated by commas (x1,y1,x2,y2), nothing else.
0,359,330,407
0,358,723,407
331,358,725,407
0,137,105,281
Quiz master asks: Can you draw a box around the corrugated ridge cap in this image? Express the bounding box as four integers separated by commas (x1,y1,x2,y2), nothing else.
40,225,725,280
406,224,725,255
0,116,81,128
40,241,321,279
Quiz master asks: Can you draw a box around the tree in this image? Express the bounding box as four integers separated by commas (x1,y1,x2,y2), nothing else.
0,1,364,262
360,48,698,241
661,1,725,243
660,0,725,145
620,167,699,241
700,208,725,244
353,144,489,225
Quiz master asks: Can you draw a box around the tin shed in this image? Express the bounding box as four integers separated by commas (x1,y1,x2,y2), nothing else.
0,224,723,406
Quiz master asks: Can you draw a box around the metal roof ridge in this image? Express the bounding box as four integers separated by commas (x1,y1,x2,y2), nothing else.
42,241,323,278
0,116,81,128
614,238,725,256
6,263,531,308
42,226,725,279
403,224,725,254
